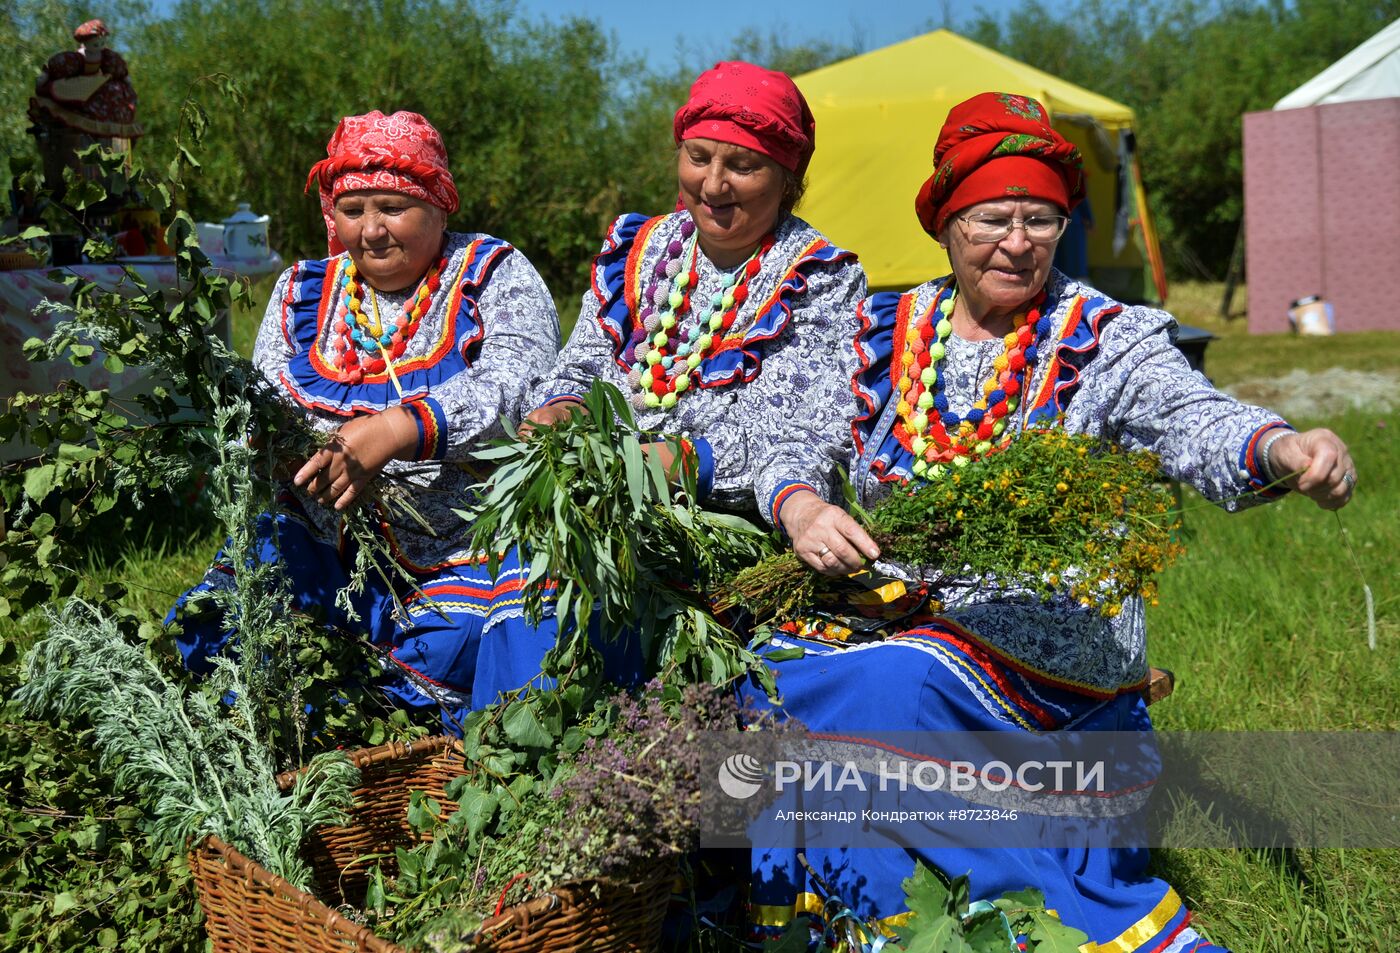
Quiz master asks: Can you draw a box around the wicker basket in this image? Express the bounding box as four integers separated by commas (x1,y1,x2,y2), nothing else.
462,864,676,953
189,736,678,953
0,248,43,271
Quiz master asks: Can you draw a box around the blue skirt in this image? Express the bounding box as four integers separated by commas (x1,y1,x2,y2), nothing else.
739,623,1226,952
168,495,562,734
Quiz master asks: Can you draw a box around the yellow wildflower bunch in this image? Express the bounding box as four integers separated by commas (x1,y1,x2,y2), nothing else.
720,428,1185,621
864,426,1184,615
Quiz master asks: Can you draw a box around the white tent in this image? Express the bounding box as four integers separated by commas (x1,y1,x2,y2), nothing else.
1274,17,1400,109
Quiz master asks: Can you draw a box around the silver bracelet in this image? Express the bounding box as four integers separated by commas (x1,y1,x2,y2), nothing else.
1257,428,1291,483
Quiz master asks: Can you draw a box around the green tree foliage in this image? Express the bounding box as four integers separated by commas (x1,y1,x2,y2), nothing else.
124,0,675,299
0,1,76,170
4,1,859,306
7,1,1398,286
966,0,1400,277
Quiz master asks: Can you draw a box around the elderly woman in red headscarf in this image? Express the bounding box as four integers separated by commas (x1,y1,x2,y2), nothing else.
170,111,559,731
465,62,870,695
739,93,1354,952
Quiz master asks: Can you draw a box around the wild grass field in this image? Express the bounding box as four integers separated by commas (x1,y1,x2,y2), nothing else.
3,280,1397,950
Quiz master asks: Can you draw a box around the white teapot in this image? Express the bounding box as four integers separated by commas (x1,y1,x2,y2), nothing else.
221,202,270,259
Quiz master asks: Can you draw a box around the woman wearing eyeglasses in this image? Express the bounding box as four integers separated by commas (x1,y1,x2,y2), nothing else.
742,92,1354,952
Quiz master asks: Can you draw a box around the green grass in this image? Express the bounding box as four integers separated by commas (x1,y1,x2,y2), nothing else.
5,281,1399,950
1143,404,1400,950
1167,281,1400,387
1148,409,1398,732
1133,289,1400,949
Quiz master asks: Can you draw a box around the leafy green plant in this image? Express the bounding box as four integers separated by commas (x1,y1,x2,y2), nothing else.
15,598,358,889
0,628,206,953
351,680,757,950
892,863,1088,952
465,378,779,693
0,77,435,950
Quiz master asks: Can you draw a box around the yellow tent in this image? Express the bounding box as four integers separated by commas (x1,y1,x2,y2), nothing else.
795,30,1167,303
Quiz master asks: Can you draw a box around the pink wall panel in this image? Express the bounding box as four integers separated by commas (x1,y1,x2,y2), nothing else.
1245,98,1400,334
1318,98,1400,333
1244,108,1323,334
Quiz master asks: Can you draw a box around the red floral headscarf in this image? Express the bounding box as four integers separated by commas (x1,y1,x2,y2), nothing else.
914,92,1086,237
304,110,459,256
74,19,109,40
673,62,816,177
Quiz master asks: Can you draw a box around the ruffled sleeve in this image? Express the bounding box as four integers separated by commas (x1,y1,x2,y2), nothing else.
1057,297,1291,509
701,248,868,526
406,240,560,461
251,265,300,413
530,213,652,406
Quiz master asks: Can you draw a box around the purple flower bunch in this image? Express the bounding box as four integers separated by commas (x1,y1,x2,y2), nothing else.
543,679,739,879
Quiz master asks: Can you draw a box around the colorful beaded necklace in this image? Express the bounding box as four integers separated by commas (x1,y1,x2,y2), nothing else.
893,283,1051,479
330,252,448,387
622,220,772,412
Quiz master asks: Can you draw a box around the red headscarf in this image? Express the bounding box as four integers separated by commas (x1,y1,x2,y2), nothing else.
673,62,816,177
74,19,109,40
304,110,460,256
914,92,1086,237
74,19,108,39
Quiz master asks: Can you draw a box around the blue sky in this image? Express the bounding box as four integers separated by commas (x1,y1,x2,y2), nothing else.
138,0,1026,69
494,0,1021,69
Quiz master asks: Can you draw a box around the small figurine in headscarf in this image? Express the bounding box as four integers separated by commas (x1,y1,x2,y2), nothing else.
30,20,143,139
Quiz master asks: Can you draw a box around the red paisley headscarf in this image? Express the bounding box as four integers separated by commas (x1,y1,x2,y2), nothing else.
74,19,109,40
914,92,1086,237
673,62,816,177
304,110,460,256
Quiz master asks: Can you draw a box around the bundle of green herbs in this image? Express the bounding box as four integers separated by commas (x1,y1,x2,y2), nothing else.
464,379,778,692
15,599,358,890
6,101,426,900
353,680,797,951
721,428,1184,622
767,862,1088,953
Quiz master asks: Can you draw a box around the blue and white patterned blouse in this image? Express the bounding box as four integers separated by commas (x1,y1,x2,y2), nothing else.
850,269,1291,695
532,211,868,527
253,231,560,571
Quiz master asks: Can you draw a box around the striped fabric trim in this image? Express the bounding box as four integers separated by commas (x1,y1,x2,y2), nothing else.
1087,886,1186,953
1025,290,1122,426
1239,421,1293,498
401,568,558,635
768,481,817,529
1156,925,1219,953
894,626,1059,729
749,892,912,941
898,617,1143,701
620,214,666,320
405,397,448,461
278,260,302,347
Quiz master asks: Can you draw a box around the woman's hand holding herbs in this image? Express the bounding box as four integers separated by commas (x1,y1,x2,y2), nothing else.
518,400,584,437
294,407,418,511
1268,427,1356,510
780,490,880,575
519,400,686,482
